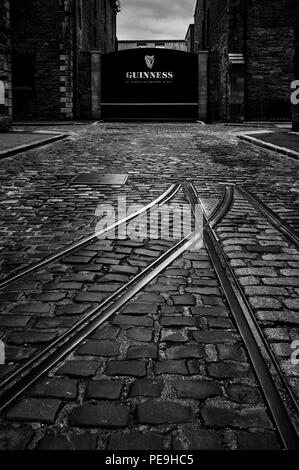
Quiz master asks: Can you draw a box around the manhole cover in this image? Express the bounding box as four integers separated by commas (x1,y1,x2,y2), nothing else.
70,174,128,185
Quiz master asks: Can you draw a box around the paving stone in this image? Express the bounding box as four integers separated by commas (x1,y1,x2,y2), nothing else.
202,398,272,429
250,297,282,309
112,315,154,327
70,404,130,428
166,344,205,359
46,282,83,290
107,431,163,450
207,361,250,378
155,360,189,375
237,432,279,450
161,316,203,327
0,427,34,450
126,327,153,342
165,268,189,276
65,273,97,282
235,268,277,277
5,345,37,361
161,305,182,314
6,398,61,424
271,342,291,357
7,331,57,345
86,380,123,400
88,283,121,292
283,299,299,310
100,274,130,283
110,265,139,275
136,293,165,303
33,292,67,302
160,329,188,343
239,276,260,286
130,379,164,398
264,328,290,341
56,304,90,316
256,311,299,325
34,316,79,329
106,360,147,377
186,287,220,296
56,360,100,377
127,344,158,359
262,277,299,286
12,303,51,314
135,249,160,257
123,302,157,315
37,434,97,450
207,317,234,329
64,256,94,264
76,340,119,357
92,325,120,340
75,292,108,303
172,295,196,306
30,378,78,400
193,331,236,344
226,384,261,404
96,257,121,265
280,269,299,277
0,315,30,327
191,279,218,287
175,379,222,400
0,293,23,302
217,344,247,362
173,429,224,450
191,306,229,317
137,401,194,424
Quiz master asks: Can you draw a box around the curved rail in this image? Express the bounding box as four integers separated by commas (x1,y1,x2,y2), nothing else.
184,182,299,451
236,185,299,249
0,183,181,291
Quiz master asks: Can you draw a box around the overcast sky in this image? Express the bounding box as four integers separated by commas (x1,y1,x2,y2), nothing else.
117,0,195,40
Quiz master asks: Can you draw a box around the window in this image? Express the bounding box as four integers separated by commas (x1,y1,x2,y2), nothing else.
137,42,147,48
155,42,165,48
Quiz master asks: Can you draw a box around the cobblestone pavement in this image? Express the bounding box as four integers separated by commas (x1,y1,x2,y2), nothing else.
0,122,298,450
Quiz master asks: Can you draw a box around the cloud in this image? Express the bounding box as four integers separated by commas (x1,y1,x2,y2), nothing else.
117,0,195,40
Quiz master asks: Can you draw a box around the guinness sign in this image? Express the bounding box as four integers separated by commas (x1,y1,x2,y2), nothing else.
101,48,199,120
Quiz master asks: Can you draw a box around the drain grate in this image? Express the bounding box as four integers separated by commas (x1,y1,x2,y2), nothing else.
70,173,128,186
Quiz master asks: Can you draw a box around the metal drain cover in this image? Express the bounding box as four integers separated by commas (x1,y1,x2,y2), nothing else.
70,173,128,185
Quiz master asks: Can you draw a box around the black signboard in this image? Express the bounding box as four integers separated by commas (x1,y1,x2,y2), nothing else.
101,48,198,120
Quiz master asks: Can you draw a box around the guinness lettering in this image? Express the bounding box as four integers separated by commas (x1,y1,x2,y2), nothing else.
126,71,174,80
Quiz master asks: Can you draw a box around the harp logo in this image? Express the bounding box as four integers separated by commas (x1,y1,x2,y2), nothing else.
145,55,155,70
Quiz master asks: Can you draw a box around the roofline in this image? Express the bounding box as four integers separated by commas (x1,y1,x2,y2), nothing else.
117,39,187,43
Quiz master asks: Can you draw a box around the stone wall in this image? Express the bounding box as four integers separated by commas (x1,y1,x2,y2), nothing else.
0,0,12,129
245,0,295,120
193,0,297,121
11,0,117,120
194,0,229,120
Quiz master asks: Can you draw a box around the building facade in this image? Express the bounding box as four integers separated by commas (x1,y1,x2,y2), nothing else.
194,0,299,123
0,0,11,129
185,24,195,53
118,40,187,52
11,0,119,120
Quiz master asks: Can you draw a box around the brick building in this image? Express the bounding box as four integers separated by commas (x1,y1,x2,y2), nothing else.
194,0,299,123
0,0,11,129
11,0,119,120
118,40,187,52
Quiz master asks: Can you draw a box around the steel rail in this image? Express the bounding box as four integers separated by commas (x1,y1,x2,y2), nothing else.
0,231,200,414
236,185,299,249
0,183,181,291
184,182,299,451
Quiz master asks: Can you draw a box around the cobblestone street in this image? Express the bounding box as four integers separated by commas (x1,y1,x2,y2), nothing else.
0,122,298,450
